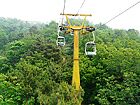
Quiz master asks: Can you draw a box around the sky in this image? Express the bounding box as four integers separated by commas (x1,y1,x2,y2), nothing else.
0,0,140,31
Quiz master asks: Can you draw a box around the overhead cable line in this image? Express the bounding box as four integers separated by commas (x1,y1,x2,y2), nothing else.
75,0,86,16
63,0,66,14
61,0,66,24
104,1,140,25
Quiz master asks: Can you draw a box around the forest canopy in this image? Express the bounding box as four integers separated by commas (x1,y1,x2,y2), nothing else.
0,17,140,105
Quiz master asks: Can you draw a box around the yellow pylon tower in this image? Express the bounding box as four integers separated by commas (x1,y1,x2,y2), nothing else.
60,13,93,90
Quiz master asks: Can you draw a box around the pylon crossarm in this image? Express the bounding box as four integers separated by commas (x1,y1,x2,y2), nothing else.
64,26,95,30
61,13,94,32
60,13,92,16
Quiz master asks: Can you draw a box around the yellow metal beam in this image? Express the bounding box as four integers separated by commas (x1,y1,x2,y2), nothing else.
60,13,92,16
66,15,71,26
72,29,80,90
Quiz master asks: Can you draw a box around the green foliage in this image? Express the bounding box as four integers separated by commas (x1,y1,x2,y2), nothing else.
0,73,22,105
0,18,32,49
80,26,140,105
38,82,84,105
0,18,140,105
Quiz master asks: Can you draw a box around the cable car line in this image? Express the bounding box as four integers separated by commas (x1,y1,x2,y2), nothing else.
104,1,140,25
61,0,66,24
56,0,140,91
63,0,66,14
75,0,86,16
56,0,97,91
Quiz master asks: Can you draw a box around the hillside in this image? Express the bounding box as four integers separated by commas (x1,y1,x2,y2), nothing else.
0,18,140,105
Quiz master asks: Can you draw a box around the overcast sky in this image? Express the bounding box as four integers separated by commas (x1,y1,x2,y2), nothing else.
0,0,140,31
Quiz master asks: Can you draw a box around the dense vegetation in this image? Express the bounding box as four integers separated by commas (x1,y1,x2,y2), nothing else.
0,17,140,105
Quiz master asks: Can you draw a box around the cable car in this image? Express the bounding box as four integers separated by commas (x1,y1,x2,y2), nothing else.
56,36,65,46
85,41,96,56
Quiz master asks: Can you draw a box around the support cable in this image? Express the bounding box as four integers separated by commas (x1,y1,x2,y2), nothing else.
61,0,66,25
104,1,140,25
75,0,86,16
92,32,95,42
